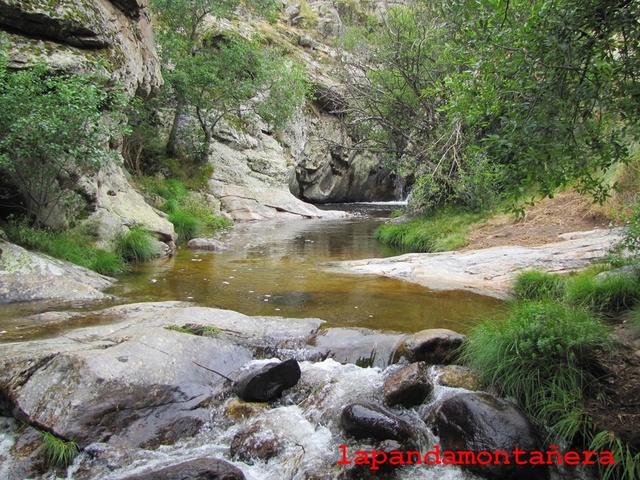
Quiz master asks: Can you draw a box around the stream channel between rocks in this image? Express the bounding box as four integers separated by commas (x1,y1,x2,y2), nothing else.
0,203,516,480
102,203,501,334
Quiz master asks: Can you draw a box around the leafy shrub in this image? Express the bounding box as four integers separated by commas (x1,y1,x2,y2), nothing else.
115,227,157,263
462,300,613,443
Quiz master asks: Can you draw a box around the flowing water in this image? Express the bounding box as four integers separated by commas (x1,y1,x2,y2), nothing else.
0,204,514,480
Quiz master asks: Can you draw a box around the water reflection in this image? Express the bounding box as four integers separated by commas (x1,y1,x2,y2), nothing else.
108,215,502,333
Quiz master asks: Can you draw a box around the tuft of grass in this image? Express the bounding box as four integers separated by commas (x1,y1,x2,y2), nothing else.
40,430,80,470
513,270,565,301
462,300,614,444
3,219,126,275
138,177,231,243
374,206,486,253
589,430,640,480
165,324,197,335
168,210,202,242
564,271,640,315
114,227,157,263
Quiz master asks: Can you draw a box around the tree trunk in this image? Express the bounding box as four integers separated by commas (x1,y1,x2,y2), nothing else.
166,96,186,157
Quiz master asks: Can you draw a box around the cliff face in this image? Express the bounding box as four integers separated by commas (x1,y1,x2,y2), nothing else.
0,0,161,96
0,0,174,243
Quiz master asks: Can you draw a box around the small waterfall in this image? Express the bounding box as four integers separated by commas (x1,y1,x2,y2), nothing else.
47,359,482,480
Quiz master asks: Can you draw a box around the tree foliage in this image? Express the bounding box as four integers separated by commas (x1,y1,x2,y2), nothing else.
339,0,640,212
151,0,307,161
0,51,127,227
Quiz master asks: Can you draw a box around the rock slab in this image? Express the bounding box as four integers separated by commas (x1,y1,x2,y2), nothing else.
0,241,115,304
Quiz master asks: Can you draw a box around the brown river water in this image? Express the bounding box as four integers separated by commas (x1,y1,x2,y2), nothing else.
0,204,503,341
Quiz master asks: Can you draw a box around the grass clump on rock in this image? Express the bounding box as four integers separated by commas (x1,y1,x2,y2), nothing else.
139,177,230,243
114,226,157,263
40,430,80,470
3,218,126,275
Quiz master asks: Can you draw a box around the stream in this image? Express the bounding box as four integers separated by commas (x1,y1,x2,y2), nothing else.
108,203,502,334
0,203,514,480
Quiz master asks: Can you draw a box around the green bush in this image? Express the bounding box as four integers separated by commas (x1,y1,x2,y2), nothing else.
513,270,565,301
115,227,157,263
374,206,485,252
462,300,613,443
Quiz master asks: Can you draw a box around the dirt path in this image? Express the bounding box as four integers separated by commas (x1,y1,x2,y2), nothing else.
463,191,613,250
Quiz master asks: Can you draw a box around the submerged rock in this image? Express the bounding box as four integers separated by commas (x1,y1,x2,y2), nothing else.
402,328,465,365
120,458,245,480
188,238,226,251
426,392,549,480
341,402,418,447
230,420,284,463
235,359,302,402
383,362,433,407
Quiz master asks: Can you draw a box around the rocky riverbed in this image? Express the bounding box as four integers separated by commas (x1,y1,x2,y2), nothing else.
1,301,597,480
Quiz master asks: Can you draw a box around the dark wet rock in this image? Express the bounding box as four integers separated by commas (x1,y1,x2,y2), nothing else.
383,362,433,407
120,457,246,480
340,402,418,446
434,364,483,391
188,238,226,251
426,392,549,480
235,359,301,402
402,328,465,365
230,420,283,463
310,328,405,368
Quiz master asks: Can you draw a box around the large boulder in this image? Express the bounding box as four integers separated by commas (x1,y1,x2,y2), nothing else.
341,402,419,447
235,359,302,402
0,0,161,97
426,392,549,480
212,184,345,222
402,328,465,365
288,111,403,203
0,301,324,450
0,325,252,448
0,240,114,304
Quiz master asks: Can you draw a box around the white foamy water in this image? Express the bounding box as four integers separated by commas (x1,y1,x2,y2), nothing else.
51,359,481,480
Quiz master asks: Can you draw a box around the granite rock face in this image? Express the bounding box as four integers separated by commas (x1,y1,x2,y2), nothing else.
0,0,161,97
0,240,115,304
